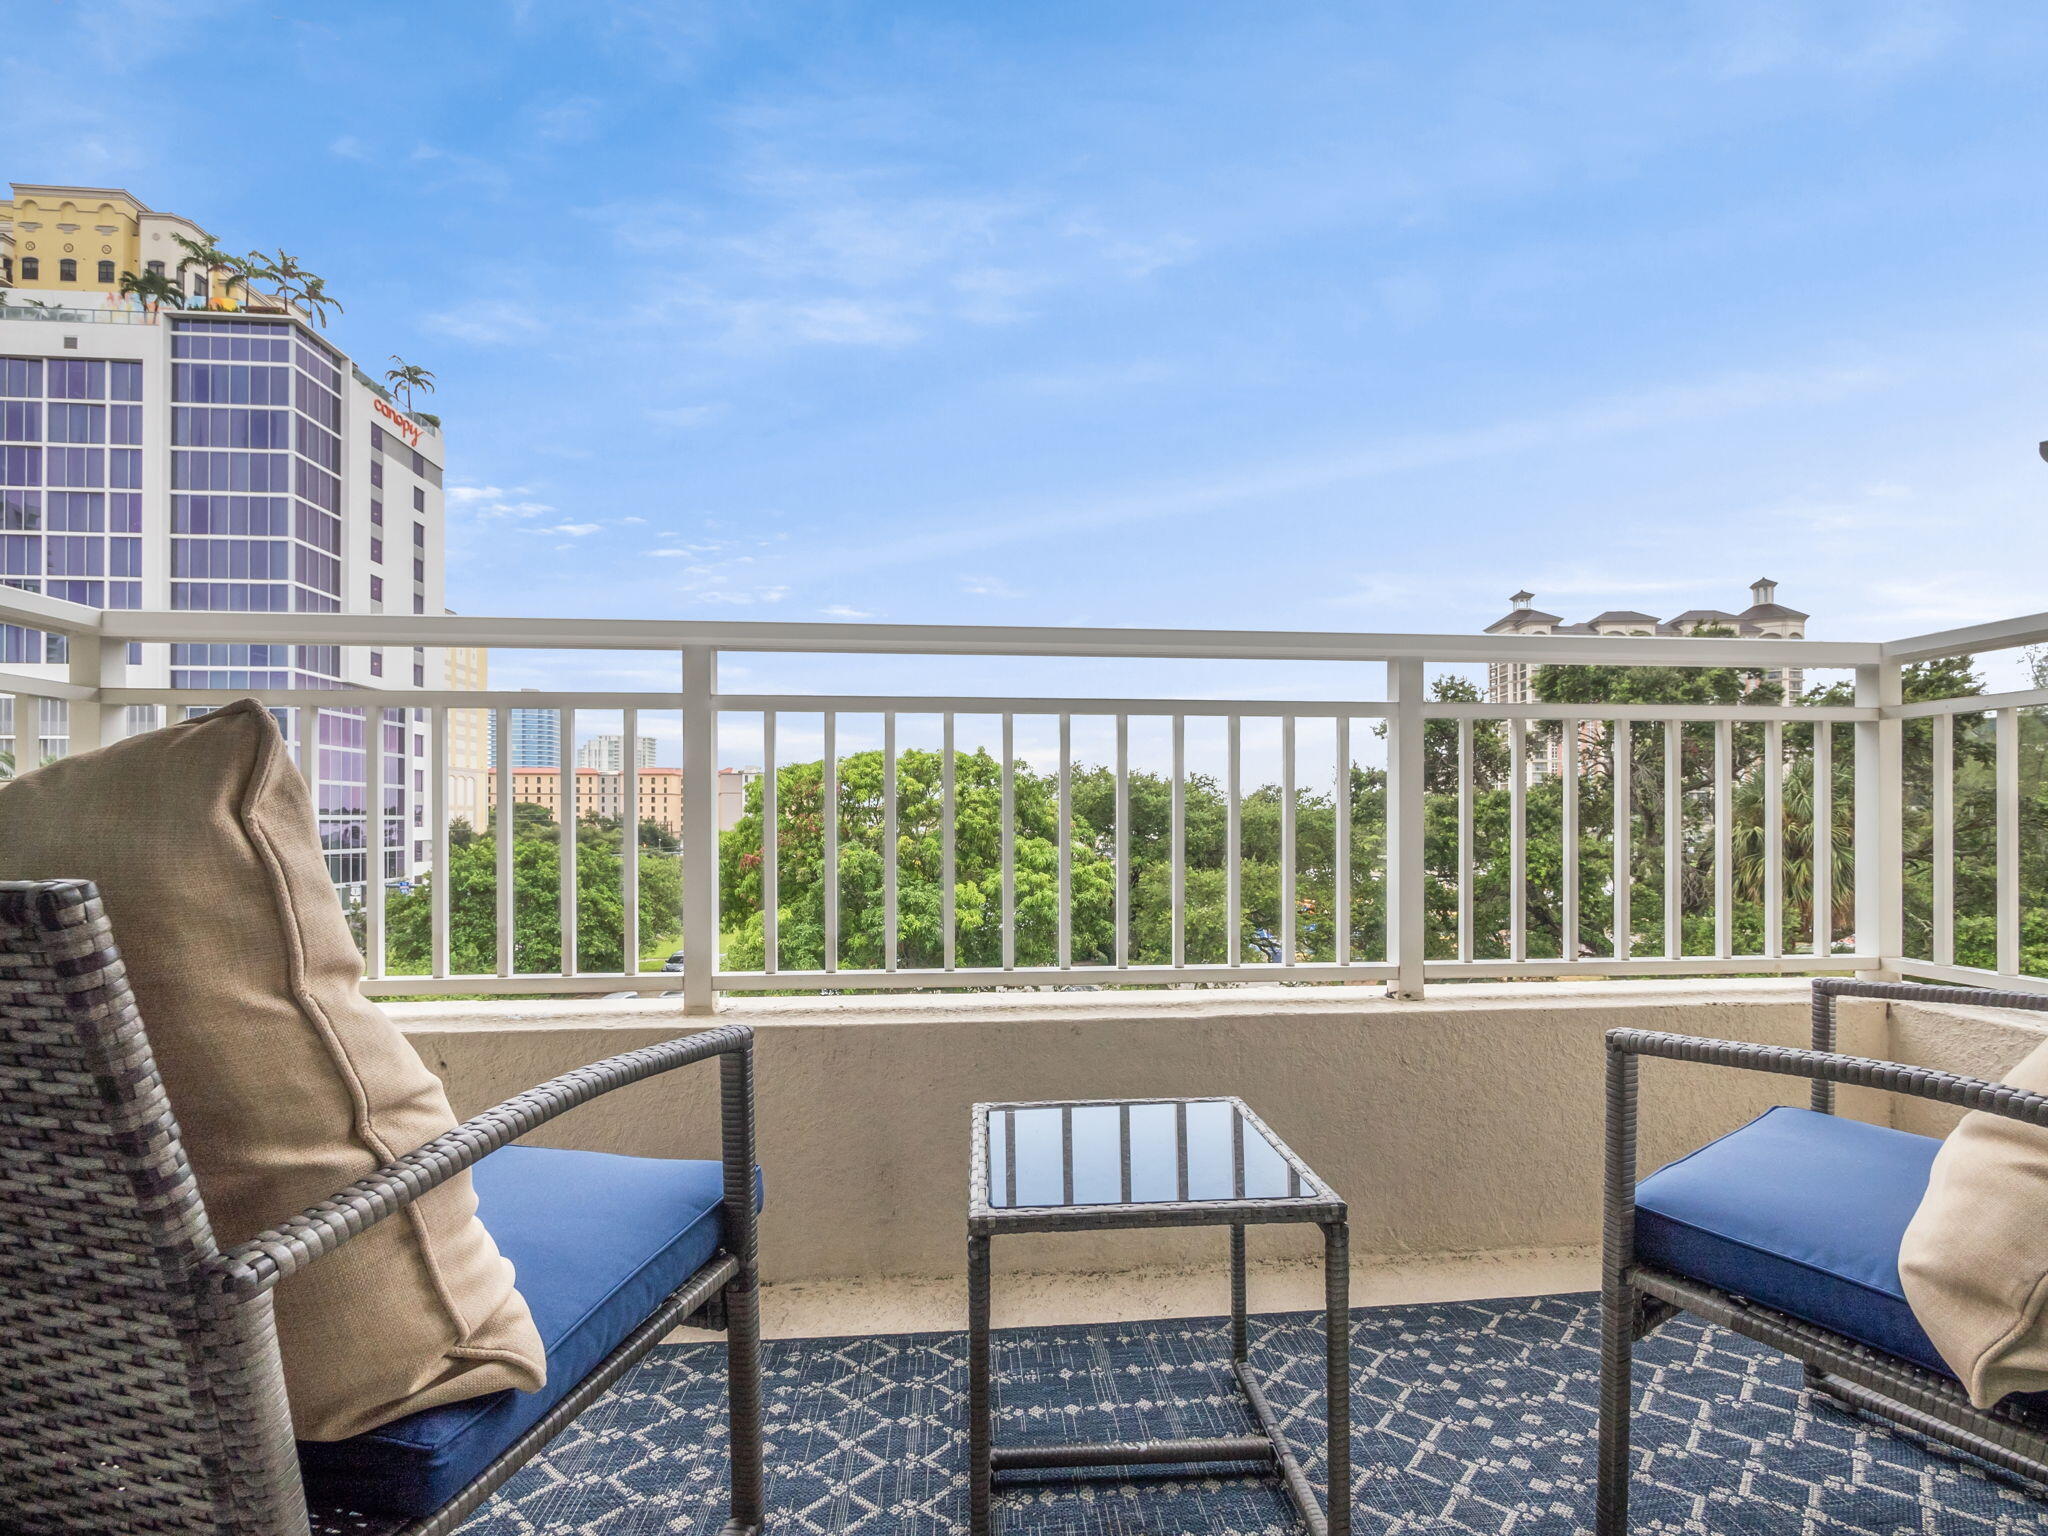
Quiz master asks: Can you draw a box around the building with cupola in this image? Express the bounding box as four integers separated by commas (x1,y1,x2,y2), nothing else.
1482,579,1809,778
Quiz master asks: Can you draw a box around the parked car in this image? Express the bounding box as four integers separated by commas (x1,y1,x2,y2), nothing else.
661,950,685,972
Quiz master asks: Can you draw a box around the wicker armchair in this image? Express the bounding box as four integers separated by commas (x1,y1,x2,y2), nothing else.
1599,977,2048,1533
0,879,764,1536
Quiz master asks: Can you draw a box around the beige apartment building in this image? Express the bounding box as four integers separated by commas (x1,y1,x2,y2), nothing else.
488,766,685,837
444,646,490,831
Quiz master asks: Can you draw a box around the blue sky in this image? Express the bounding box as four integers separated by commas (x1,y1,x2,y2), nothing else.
7,0,2047,725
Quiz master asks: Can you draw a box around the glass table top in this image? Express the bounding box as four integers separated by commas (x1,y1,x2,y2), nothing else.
980,1098,1311,1211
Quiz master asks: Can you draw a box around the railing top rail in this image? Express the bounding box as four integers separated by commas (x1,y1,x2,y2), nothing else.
75,608,1876,667
0,587,101,637
101,686,1875,723
1885,610,2048,665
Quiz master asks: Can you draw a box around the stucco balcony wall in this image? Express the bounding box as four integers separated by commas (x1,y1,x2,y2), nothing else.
391,978,1908,1287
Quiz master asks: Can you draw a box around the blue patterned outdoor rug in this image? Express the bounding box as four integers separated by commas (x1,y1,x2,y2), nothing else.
456,1292,2048,1533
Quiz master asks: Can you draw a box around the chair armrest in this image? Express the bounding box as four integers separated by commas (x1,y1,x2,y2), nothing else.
211,1022,755,1295
1606,1028,2048,1129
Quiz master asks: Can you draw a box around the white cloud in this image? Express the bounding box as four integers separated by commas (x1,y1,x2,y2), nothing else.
959,574,1023,598
645,402,727,429
329,134,370,161
423,300,544,345
694,586,789,605
536,522,601,537
821,604,876,619
530,94,601,144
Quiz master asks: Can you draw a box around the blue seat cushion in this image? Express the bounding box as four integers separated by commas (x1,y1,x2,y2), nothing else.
299,1144,758,1519
1634,1105,1950,1376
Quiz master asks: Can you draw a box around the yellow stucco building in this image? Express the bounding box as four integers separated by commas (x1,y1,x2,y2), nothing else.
0,185,215,297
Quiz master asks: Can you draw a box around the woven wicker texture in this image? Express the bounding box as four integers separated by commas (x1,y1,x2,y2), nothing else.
0,880,307,1536
0,879,762,1536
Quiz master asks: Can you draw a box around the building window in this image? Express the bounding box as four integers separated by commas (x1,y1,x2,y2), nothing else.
412,486,425,511
59,259,77,282
370,499,383,525
20,257,39,281
370,537,383,564
146,260,165,277
96,260,116,284
413,662,426,686
370,574,383,601
370,459,383,488
412,522,424,547
413,557,425,582
369,650,384,677
413,593,425,615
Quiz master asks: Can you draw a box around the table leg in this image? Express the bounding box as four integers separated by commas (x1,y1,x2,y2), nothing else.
1230,1223,1248,1363
1324,1221,1351,1536
969,1232,993,1536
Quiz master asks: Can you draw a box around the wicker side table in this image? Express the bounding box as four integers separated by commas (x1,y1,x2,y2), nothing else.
966,1096,1349,1536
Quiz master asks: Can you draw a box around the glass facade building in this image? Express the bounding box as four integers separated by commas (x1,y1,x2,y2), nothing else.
489,705,561,769
1,305,447,895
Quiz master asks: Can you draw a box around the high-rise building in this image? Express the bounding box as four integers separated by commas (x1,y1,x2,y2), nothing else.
0,183,447,891
444,645,490,831
576,733,657,772
487,693,559,768
1482,579,1810,780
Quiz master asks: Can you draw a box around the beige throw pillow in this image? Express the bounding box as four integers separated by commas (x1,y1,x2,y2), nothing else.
0,700,545,1439
1900,1033,2048,1407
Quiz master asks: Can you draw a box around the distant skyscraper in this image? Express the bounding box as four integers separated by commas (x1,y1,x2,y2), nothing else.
576,733,657,772
487,692,560,769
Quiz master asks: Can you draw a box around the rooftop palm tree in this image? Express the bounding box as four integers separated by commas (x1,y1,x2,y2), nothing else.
118,267,183,316
384,357,437,411
256,248,311,308
169,232,237,306
299,273,343,329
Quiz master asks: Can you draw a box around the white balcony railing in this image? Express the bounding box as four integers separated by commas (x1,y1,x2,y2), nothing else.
5,586,2046,1010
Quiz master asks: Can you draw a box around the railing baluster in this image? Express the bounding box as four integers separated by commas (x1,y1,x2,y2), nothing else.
680,647,718,1012
1057,713,1072,970
762,712,779,975
884,711,899,973
942,713,956,972
365,706,386,979
1457,717,1473,964
1932,712,1952,968
1226,715,1242,969
1612,720,1630,962
1664,720,1682,959
494,706,513,978
1561,721,1579,963
621,705,640,978
1171,714,1186,969
558,706,576,977
1115,713,1130,970
1764,718,1783,959
1335,715,1351,966
1998,706,2020,976
1813,720,1833,958
1509,720,1527,964
1713,719,1732,960
823,710,839,975
430,707,449,979
1000,713,1016,972
1280,715,1297,967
